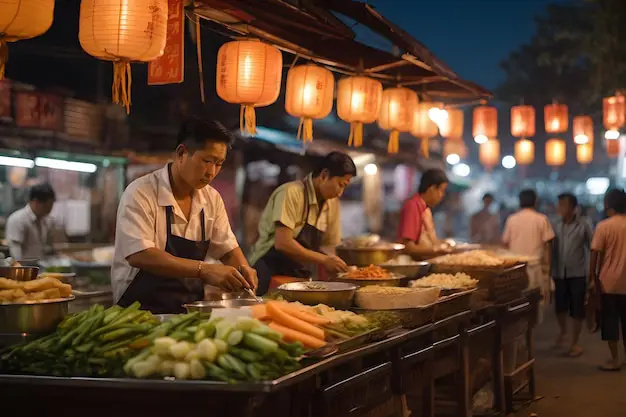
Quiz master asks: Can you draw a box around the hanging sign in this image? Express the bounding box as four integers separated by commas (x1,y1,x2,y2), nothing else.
15,92,40,128
148,0,185,85
39,94,64,131
0,80,11,120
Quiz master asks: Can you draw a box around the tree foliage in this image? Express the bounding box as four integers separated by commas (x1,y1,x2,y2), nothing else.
497,0,626,114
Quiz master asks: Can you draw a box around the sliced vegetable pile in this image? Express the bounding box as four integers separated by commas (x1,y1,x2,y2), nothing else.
1,302,160,377
125,316,306,381
251,301,377,346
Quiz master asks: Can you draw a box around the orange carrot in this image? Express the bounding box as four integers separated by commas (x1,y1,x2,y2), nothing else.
250,304,268,320
266,301,325,340
269,322,326,349
278,303,331,325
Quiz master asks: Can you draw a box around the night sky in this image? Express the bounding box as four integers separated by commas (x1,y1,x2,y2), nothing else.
373,0,573,90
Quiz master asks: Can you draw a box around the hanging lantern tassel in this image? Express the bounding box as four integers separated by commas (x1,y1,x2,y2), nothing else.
420,138,430,158
388,130,400,154
112,61,132,114
296,117,314,142
240,105,257,136
348,122,364,147
0,40,8,80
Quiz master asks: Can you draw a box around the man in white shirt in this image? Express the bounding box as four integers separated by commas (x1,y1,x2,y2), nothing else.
503,189,555,320
6,183,56,260
112,118,257,313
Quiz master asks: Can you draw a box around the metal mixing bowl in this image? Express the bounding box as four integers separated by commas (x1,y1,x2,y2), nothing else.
334,273,408,288
0,266,40,281
183,299,261,313
277,281,357,309
204,289,253,302
0,296,74,334
379,262,431,279
335,243,405,267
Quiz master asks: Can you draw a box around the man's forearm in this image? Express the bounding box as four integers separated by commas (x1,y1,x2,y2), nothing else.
220,247,250,268
403,240,441,260
126,248,202,279
275,238,327,265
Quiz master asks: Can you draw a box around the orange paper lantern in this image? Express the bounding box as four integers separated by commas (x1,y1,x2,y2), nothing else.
545,138,566,166
0,0,54,80
473,105,497,143
79,0,167,113
606,138,621,158
337,76,382,147
216,40,283,135
573,116,594,145
439,108,464,140
378,87,418,154
285,65,334,142
443,139,467,158
544,103,568,133
514,139,535,165
411,102,440,157
576,144,593,164
479,138,500,168
603,94,625,141
511,105,535,138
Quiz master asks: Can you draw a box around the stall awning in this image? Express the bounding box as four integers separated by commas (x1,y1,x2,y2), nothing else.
192,0,492,103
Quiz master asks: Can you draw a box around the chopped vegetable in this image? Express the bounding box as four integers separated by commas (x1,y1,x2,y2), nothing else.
169,341,192,360
173,362,191,380
266,302,325,340
268,322,326,349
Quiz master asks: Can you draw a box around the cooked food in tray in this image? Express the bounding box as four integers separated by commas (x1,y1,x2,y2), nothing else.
381,255,423,266
355,285,440,310
410,273,478,289
429,250,506,267
341,265,394,280
0,277,72,303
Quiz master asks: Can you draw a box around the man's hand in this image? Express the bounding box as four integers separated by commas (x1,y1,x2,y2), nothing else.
238,265,259,291
323,255,348,274
200,264,250,292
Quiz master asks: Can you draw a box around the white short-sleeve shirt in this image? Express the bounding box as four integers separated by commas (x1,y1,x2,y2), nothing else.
111,165,239,302
5,205,53,260
502,208,555,258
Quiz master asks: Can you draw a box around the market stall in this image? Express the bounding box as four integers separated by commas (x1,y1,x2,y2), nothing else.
0,246,540,417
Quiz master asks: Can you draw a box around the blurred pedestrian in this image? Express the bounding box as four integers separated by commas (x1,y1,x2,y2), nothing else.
551,193,593,357
503,189,555,322
589,189,626,371
470,193,500,245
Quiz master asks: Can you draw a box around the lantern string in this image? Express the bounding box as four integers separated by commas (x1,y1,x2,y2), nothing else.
348,122,363,147
296,117,313,142
112,61,132,114
421,138,430,158
388,130,400,154
195,15,205,104
240,105,257,136
0,40,8,80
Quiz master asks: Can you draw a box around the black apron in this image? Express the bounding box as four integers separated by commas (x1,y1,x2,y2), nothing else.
118,206,210,314
254,180,325,295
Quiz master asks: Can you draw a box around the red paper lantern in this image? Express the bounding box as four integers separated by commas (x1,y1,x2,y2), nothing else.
572,116,594,145
439,108,464,140
511,105,535,138
603,94,625,130
473,105,497,143
607,138,621,158
544,103,568,133
545,138,566,166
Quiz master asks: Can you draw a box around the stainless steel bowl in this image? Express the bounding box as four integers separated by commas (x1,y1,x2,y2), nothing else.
204,288,253,302
183,299,261,313
334,273,408,288
0,266,40,281
277,281,357,309
379,262,431,279
335,243,405,267
0,296,74,334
